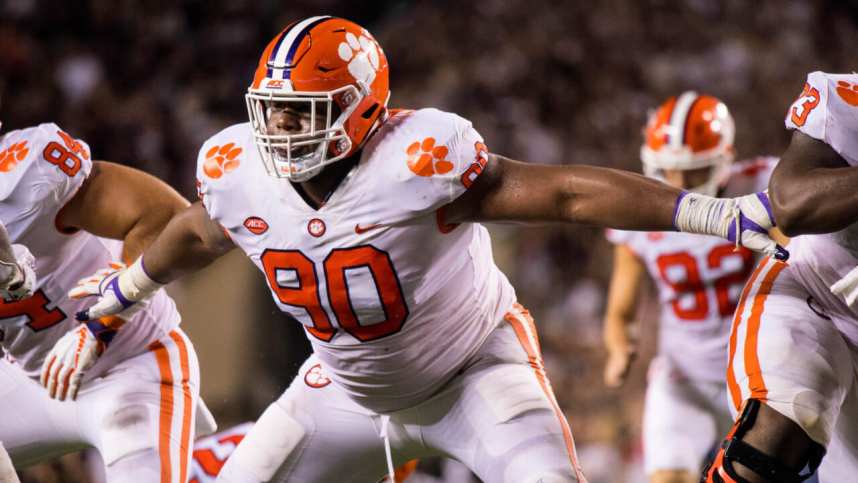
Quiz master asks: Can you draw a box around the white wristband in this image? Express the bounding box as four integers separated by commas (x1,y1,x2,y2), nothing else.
117,257,163,301
673,192,733,238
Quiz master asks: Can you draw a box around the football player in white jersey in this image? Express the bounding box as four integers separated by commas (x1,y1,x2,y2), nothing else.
702,72,858,483
0,118,209,482
72,16,785,483
602,93,780,483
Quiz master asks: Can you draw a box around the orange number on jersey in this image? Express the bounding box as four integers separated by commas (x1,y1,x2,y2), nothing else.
42,141,82,177
0,289,66,332
324,246,408,342
261,246,408,342
656,245,755,321
192,434,245,478
460,141,489,189
656,252,708,320
708,244,754,317
261,250,335,341
789,83,820,127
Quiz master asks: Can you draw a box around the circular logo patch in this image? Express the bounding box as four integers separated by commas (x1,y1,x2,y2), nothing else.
304,363,331,388
308,218,326,238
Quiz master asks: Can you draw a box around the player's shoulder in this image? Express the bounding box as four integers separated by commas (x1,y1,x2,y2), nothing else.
196,122,255,183
0,123,92,201
785,71,858,164
357,108,486,214
368,107,474,157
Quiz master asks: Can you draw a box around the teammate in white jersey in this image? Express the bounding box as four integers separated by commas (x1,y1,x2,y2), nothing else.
702,72,858,483
0,120,207,482
73,17,784,483
602,93,779,483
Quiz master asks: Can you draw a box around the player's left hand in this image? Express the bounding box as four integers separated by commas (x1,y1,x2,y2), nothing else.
69,262,150,321
40,319,119,401
0,244,37,301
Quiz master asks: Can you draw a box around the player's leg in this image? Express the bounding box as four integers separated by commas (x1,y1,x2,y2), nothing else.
78,328,201,483
0,358,88,467
420,304,585,483
642,358,722,483
217,356,415,483
0,442,20,483
703,258,849,482
817,359,858,482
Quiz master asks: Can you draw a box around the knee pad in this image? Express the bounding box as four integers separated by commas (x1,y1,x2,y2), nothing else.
701,399,825,483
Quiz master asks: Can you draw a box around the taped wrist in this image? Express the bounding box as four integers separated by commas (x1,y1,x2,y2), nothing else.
673,191,733,237
116,256,163,301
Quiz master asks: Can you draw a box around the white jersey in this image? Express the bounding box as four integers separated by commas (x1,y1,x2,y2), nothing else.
196,109,516,412
0,123,180,379
784,71,858,342
607,157,776,381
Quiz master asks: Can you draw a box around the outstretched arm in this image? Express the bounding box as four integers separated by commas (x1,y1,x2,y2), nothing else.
445,155,785,260
72,201,234,321
769,130,858,236
445,155,677,229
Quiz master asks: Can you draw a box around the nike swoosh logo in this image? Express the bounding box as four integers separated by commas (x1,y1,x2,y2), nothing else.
354,223,384,234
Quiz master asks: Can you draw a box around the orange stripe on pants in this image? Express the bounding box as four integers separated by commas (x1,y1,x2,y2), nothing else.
504,303,587,483
743,260,787,402
150,339,174,483
726,258,769,411
169,330,193,483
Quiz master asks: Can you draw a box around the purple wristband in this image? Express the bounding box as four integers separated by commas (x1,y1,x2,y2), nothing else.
671,191,689,231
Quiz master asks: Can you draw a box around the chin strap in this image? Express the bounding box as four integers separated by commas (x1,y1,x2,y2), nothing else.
702,399,825,483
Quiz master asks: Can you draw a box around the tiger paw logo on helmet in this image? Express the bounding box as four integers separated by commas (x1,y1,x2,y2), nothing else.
0,141,29,172
406,137,453,177
337,31,381,87
836,80,858,106
203,143,242,179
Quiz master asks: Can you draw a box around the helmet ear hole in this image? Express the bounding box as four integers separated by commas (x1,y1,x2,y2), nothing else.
360,103,379,120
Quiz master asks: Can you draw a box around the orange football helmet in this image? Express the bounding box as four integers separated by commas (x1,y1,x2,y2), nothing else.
641,91,735,196
245,16,390,181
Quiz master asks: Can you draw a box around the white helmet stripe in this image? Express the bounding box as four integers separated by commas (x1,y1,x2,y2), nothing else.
270,16,331,80
667,91,698,148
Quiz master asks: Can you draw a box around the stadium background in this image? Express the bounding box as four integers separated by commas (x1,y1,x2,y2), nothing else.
2,0,856,481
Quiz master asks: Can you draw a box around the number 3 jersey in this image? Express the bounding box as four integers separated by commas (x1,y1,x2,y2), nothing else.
197,108,516,413
607,157,776,382
784,71,858,343
0,123,180,379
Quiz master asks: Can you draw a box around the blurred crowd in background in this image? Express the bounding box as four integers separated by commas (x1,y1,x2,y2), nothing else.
2,0,857,481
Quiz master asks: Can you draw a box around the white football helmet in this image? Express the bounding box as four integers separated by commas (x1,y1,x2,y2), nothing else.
640,91,735,196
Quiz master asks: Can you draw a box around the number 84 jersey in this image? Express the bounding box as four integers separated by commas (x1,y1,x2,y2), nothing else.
606,157,776,382
196,109,516,413
0,123,179,379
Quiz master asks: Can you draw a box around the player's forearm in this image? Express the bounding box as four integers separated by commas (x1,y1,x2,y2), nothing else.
138,203,233,284
603,314,635,353
558,165,678,229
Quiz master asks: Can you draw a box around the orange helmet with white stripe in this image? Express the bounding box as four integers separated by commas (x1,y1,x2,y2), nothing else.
641,91,735,196
245,16,390,181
